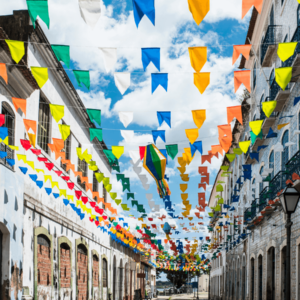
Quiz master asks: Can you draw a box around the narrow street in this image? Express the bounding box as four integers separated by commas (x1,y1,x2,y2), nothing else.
155,292,208,300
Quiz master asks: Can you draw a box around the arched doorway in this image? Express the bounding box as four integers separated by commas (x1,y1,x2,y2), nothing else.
124,263,128,300
119,260,123,300
102,258,108,300
77,244,88,300
267,247,275,300
258,255,263,300
113,256,117,300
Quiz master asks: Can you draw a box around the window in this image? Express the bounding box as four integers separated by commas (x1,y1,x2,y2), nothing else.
260,93,265,117
253,114,256,121
252,178,256,198
282,35,288,66
269,69,275,96
38,96,51,154
102,258,107,288
0,103,15,169
298,5,300,26
77,145,88,190
93,171,98,193
269,151,274,179
259,166,264,194
282,130,289,166
61,122,71,172
253,61,257,90
102,183,107,209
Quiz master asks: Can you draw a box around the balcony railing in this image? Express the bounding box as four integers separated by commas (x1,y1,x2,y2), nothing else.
282,26,300,68
269,78,290,100
261,26,281,65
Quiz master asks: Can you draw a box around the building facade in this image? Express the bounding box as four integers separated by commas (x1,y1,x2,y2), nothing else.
209,0,300,299
0,10,154,300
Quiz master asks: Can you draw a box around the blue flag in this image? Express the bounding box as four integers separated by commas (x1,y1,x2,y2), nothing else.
29,174,38,182
132,0,155,27
45,188,52,195
157,111,171,127
190,141,202,156
250,152,259,162
63,199,69,206
0,127,8,140
0,151,7,159
152,73,168,93
257,145,267,152
36,181,43,189
19,167,28,175
6,159,15,166
266,127,277,139
53,193,60,199
294,96,300,106
142,48,160,71
152,130,166,143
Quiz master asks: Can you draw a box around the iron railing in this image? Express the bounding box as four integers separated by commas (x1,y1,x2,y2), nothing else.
261,26,280,65
269,78,290,100
282,26,300,68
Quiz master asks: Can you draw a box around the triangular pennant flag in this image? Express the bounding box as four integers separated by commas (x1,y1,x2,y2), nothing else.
190,141,202,156
232,45,252,65
187,0,210,25
5,40,25,64
277,123,289,130
226,154,236,162
152,73,168,93
99,48,117,73
58,124,70,141
180,184,188,193
239,141,251,154
242,0,263,19
0,64,8,84
275,67,292,91
49,104,64,123
78,0,101,28
249,120,263,136
51,45,70,68
121,130,134,142
26,0,50,28
192,110,206,129
103,150,118,166
262,101,277,118
132,0,155,27
73,70,90,90
119,112,133,128
185,129,199,144
250,130,262,144
152,130,166,144
87,109,101,127
157,112,171,128
234,70,250,92
112,146,124,159
166,144,178,160
227,106,243,125
233,148,243,155
277,42,297,62
90,128,103,142
31,67,48,89
188,47,207,72
114,72,130,95
142,48,160,71
194,73,210,94
139,146,146,160
12,97,26,116
129,150,140,164
23,119,37,135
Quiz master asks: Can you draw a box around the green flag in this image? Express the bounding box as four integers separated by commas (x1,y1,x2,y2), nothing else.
89,128,102,142
127,193,134,200
27,0,50,29
51,45,70,67
250,130,263,144
122,178,130,192
166,144,178,160
103,149,118,166
73,70,90,90
86,109,101,127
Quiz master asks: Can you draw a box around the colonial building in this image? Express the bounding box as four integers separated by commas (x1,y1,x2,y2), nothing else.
209,0,300,299
0,10,155,300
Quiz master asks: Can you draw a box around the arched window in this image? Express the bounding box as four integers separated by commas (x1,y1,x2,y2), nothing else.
259,166,264,194
252,178,256,198
1,103,15,169
113,256,117,300
258,255,263,300
267,247,275,300
269,69,275,97
253,114,257,121
102,258,108,288
119,260,123,300
269,151,274,179
260,93,265,118
251,258,255,300
253,61,257,90
37,234,51,286
282,130,289,166
298,5,300,25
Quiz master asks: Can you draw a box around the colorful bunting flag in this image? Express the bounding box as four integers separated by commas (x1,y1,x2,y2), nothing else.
78,0,101,28
58,124,70,141
90,128,103,142
114,72,130,95
51,45,70,67
132,0,155,27
275,67,292,91
157,112,171,128
234,70,250,92
31,67,49,89
166,144,178,160
26,0,50,28
73,70,90,90
12,97,26,116
152,73,168,93
187,0,210,25
194,73,210,94
5,40,25,64
232,45,252,65
112,146,124,159
0,64,7,84
49,104,64,123
142,48,160,71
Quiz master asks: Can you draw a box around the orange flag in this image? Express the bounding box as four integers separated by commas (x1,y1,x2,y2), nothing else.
234,70,251,92
211,145,223,156
242,0,263,19
0,63,8,84
218,124,232,152
194,72,210,94
227,106,243,125
23,119,36,147
232,45,252,65
201,154,212,164
12,97,27,115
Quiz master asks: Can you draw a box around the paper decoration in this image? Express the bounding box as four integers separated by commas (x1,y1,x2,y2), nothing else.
99,48,117,73
250,152,259,162
227,106,243,125
89,128,102,142
152,130,166,143
31,67,48,89
5,40,25,64
277,42,297,62
166,144,178,160
234,70,250,92
180,184,188,192
190,141,202,156
250,130,262,144
12,97,26,116
121,130,134,142
114,73,130,95
275,67,292,91
78,0,101,28
157,112,171,128
152,73,168,93
58,124,70,141
185,129,199,145
218,124,232,152
266,127,277,139
103,149,118,166
132,0,155,27
129,150,140,164
194,73,210,94
188,47,207,72
242,0,263,19
249,120,263,136
232,45,252,65
138,146,146,161
86,109,101,128
192,110,206,129
118,112,133,128
0,64,7,84
112,146,124,159
233,148,243,155
277,123,289,130
51,45,70,67
262,101,277,118
142,48,160,71
187,0,209,25
73,70,90,90
23,119,37,147
239,141,251,153
49,104,64,123
26,0,50,28
226,154,236,162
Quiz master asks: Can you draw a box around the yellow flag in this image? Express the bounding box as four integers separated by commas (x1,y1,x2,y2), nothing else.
233,148,243,155
239,141,251,153
5,40,25,63
194,73,210,94
51,181,59,189
49,104,64,123
249,120,263,135
82,149,92,163
31,67,49,89
275,67,292,90
67,195,74,202
60,189,67,198
192,110,206,129
188,0,210,25
35,169,45,174
262,101,277,118
58,124,70,141
178,157,187,167
44,175,52,183
277,123,289,130
17,154,27,163
180,184,188,192
188,47,207,72
138,218,143,221
0,136,8,145
28,133,36,147
142,224,147,228
185,128,199,144
277,42,297,62
184,147,194,163
112,146,124,159
8,145,19,150
27,161,34,169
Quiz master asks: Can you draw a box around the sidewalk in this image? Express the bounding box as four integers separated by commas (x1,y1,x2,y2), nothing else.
155,292,208,300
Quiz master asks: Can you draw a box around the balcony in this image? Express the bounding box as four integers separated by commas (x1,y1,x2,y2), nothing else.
269,79,290,110
261,26,282,67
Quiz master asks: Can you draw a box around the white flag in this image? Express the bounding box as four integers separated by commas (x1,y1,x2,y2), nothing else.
114,72,130,95
119,112,133,128
120,130,134,142
129,150,140,164
146,194,153,201
78,0,101,28
99,48,117,72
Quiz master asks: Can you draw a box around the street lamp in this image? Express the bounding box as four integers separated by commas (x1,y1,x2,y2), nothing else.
208,265,212,300
279,184,300,300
